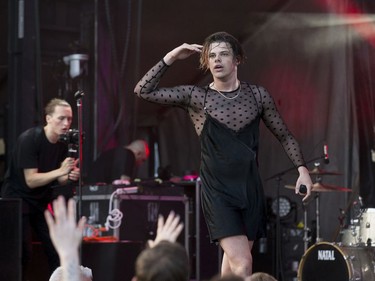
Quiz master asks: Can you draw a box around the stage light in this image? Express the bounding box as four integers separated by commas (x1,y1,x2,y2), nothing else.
63,53,89,79
271,196,292,218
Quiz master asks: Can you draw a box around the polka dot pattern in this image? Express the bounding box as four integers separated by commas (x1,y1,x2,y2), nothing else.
134,60,305,167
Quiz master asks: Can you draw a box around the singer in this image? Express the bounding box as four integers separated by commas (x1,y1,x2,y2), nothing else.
1,98,80,280
134,32,313,278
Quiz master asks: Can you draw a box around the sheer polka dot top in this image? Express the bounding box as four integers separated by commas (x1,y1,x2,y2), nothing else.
134,59,305,167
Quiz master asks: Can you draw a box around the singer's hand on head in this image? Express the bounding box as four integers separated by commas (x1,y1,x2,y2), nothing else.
163,43,203,65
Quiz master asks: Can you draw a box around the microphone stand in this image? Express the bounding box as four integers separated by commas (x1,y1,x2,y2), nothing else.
266,154,325,281
74,90,85,221
74,90,84,263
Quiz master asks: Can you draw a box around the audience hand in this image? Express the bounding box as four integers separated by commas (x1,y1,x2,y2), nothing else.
147,210,184,248
45,196,86,256
45,196,86,281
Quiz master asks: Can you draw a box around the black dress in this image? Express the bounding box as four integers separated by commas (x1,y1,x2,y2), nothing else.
200,113,266,241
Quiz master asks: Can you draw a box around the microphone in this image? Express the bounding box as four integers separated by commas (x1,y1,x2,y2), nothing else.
324,144,329,164
299,184,307,194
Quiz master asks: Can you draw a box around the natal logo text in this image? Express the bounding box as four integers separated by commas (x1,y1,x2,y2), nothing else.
317,250,335,260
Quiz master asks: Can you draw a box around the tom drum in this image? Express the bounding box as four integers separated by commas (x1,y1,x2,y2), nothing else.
359,208,375,246
341,225,360,246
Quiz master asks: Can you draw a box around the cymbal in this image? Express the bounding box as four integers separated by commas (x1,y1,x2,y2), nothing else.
285,182,352,192
308,167,342,176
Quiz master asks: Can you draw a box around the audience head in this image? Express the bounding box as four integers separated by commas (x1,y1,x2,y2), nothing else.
49,265,93,281
133,241,189,281
211,273,244,281
126,139,150,165
248,272,277,281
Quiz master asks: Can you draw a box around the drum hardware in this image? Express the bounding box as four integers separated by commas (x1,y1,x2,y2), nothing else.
340,225,360,246
315,192,322,243
302,202,312,251
286,160,350,243
336,204,375,247
355,208,375,247
331,190,362,243
297,187,324,245
286,179,351,247
307,166,342,176
267,155,336,280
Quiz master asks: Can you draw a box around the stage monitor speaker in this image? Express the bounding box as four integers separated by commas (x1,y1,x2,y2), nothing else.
0,198,22,281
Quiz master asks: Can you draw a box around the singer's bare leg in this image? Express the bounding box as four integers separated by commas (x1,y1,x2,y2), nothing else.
220,235,253,278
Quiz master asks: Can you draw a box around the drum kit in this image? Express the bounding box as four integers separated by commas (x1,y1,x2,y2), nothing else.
283,164,375,281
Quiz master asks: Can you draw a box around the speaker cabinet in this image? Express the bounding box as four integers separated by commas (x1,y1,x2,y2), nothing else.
0,198,22,281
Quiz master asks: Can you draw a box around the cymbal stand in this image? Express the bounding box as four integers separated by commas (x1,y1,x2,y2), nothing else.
302,192,322,250
313,174,323,243
274,176,284,281
315,192,322,242
302,202,311,251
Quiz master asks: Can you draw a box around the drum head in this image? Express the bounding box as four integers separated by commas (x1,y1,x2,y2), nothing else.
298,242,349,281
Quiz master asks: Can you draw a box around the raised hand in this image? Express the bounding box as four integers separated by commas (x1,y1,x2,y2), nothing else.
45,196,86,258
45,196,86,281
147,210,184,248
164,43,203,65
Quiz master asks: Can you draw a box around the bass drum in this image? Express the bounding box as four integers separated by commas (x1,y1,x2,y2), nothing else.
298,242,375,281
